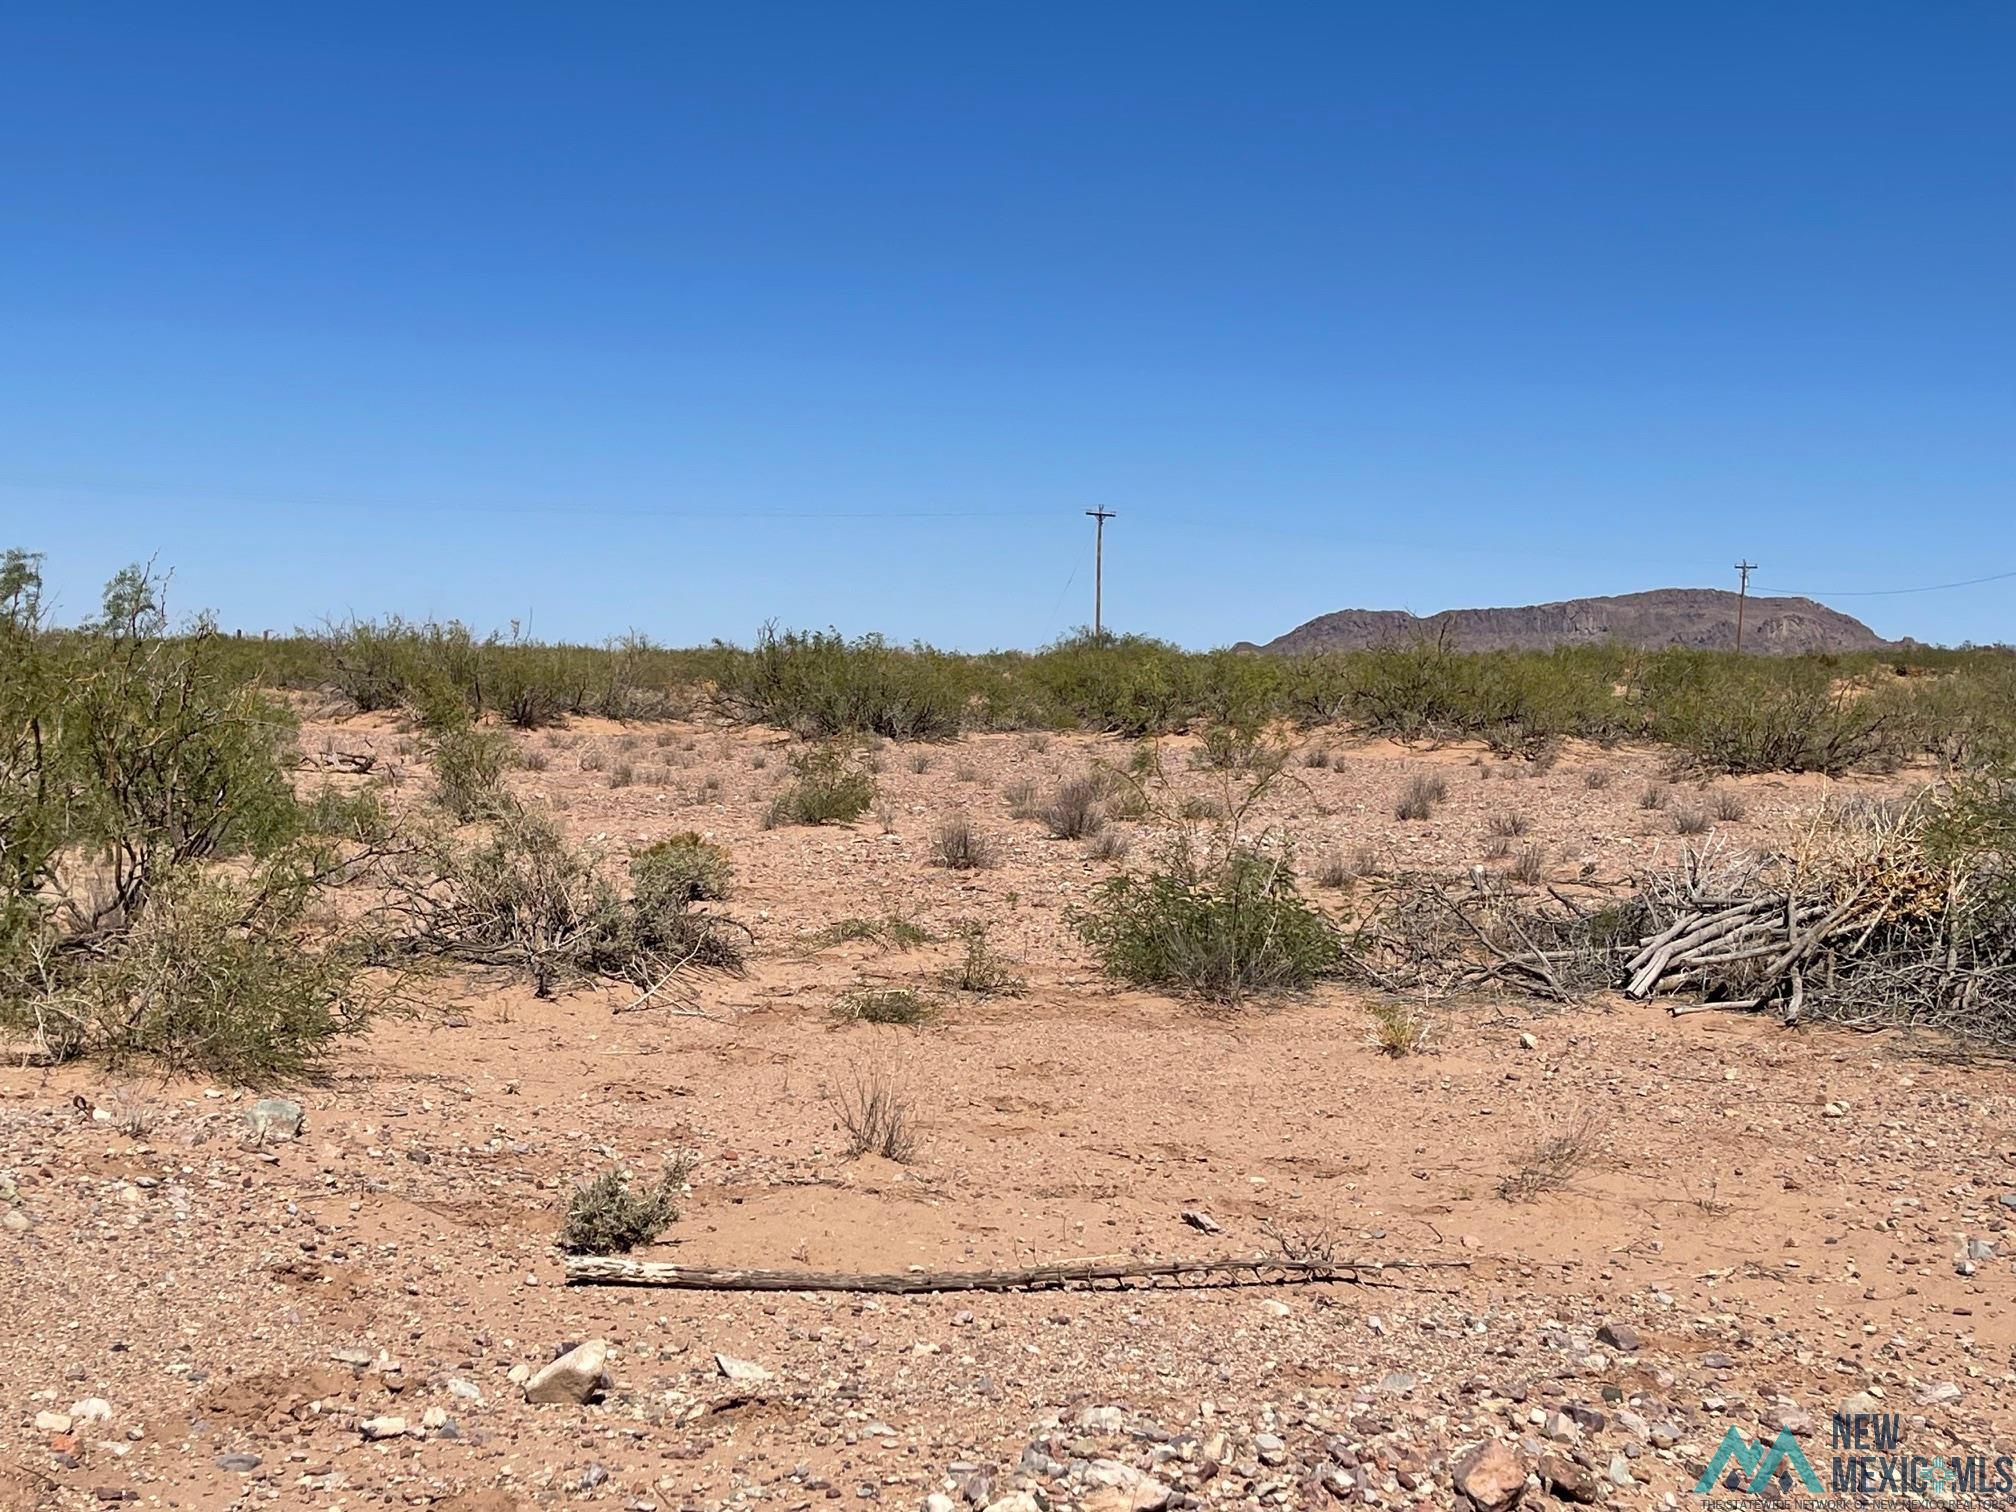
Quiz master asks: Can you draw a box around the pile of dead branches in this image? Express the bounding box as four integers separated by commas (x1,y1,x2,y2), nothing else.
1349,870,1646,1003
1354,789,2016,1047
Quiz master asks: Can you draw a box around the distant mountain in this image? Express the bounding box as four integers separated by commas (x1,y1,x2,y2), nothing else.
1240,588,1890,656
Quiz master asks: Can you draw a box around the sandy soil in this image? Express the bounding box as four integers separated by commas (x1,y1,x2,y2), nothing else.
3,721,2012,1511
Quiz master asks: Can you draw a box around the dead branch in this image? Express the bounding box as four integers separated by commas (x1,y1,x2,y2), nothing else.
564,1253,1470,1293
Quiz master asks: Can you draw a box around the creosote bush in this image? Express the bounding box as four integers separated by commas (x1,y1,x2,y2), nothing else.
430,725,515,820
2,553,379,1081
767,744,877,826
1074,844,1343,1004
557,1153,695,1255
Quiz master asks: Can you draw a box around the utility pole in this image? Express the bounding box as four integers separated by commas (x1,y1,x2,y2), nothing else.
1085,509,1116,641
1733,560,1757,653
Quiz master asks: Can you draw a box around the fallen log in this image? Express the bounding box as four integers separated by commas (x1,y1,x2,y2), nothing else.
564,1254,1470,1293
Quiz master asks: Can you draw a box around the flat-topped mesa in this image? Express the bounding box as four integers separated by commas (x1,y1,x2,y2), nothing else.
1240,588,1889,655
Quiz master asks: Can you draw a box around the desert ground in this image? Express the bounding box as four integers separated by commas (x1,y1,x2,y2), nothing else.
4,718,2013,1512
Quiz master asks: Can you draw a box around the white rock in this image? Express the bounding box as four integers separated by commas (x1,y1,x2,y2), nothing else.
33,1411,73,1434
524,1339,608,1404
713,1352,772,1384
69,1397,112,1424
359,1414,407,1439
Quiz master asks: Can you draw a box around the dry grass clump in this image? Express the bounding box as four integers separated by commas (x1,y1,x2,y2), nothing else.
1710,789,1748,823
1087,828,1131,862
1511,843,1547,885
1498,1111,1600,1201
1583,768,1612,789
1671,806,1711,836
1395,772,1448,821
1638,782,1670,811
930,814,998,870
827,1058,918,1161
1039,776,1106,839
1486,812,1531,838
806,915,936,951
830,987,940,1026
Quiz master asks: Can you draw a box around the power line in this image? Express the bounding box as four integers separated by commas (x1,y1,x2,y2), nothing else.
1755,567,2016,598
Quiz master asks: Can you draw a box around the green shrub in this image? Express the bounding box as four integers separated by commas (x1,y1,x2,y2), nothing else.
710,627,969,739
32,867,371,1082
767,744,877,826
396,804,744,996
557,1155,694,1254
430,725,516,820
1073,845,1343,1003
1641,656,1909,775
632,832,731,905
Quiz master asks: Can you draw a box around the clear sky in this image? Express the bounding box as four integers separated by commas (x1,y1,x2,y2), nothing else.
2,3,2011,648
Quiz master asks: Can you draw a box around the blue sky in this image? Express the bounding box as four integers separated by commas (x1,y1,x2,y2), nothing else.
2,3,2011,648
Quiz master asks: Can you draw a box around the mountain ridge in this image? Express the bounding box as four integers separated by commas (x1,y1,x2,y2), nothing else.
1240,588,1890,655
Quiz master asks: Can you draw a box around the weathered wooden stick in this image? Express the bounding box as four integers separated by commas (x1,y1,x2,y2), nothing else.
564,1254,1470,1293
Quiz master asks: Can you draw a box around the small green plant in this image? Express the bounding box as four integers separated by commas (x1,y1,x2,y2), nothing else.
557,1154,695,1254
806,915,937,951
931,814,997,870
767,743,877,826
1368,1000,1427,1057
831,986,940,1025
940,923,1026,995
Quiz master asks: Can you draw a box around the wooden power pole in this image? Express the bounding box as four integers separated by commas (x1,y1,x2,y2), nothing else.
1733,560,1757,653
1085,509,1116,640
